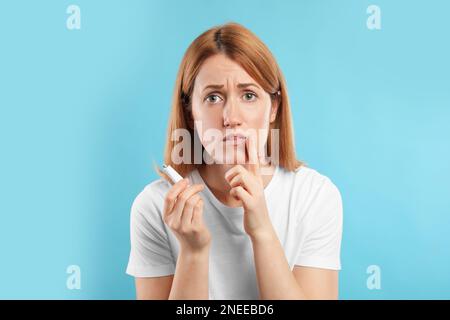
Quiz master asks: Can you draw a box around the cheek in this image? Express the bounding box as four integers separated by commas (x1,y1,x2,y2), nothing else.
191,103,202,122
192,102,221,121
192,106,221,142
243,103,271,128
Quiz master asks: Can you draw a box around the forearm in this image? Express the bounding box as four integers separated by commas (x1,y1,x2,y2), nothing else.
250,229,307,300
168,248,210,300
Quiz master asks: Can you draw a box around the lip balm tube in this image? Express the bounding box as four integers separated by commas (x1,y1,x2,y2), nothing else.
161,164,184,184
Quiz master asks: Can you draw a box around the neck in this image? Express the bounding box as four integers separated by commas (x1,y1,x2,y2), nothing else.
199,163,235,193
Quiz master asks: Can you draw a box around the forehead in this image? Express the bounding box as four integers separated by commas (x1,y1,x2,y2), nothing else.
194,54,256,88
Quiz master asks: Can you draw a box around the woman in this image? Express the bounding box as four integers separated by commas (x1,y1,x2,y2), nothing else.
126,22,343,300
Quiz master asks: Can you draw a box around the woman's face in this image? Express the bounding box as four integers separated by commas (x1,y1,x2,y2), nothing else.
191,54,278,165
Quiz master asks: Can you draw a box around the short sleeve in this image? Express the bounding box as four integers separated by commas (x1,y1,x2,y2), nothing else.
295,177,343,270
126,184,176,277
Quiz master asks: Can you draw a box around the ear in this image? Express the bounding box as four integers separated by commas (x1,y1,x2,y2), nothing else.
269,99,279,123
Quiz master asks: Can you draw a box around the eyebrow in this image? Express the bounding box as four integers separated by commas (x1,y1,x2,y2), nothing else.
202,82,261,93
237,83,260,90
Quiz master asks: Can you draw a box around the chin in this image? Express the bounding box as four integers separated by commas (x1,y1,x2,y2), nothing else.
203,142,248,165
208,153,244,165
223,144,246,164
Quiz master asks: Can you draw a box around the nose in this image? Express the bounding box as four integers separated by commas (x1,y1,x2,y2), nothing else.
223,98,242,128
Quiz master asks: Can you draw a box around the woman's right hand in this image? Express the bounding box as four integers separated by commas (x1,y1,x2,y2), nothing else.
163,178,211,254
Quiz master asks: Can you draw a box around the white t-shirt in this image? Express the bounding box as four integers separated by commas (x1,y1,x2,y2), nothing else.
126,165,343,300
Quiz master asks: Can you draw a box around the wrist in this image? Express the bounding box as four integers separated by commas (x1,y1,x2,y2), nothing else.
179,245,211,260
249,227,277,244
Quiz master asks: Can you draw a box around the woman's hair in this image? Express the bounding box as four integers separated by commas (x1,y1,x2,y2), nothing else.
158,22,304,179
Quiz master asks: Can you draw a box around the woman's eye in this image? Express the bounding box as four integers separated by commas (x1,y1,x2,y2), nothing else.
243,92,257,101
205,94,223,104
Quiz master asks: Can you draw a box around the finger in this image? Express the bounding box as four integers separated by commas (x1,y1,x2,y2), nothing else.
230,185,252,204
245,133,260,176
229,172,252,194
191,199,204,227
163,178,189,220
224,164,245,184
171,184,204,227
180,193,202,229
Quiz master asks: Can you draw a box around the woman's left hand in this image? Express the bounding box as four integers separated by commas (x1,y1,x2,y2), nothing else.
224,135,274,240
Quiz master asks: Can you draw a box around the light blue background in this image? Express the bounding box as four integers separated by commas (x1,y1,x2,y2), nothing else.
1,0,449,299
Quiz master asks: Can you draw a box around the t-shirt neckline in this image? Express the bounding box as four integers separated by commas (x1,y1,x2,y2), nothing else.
190,165,280,215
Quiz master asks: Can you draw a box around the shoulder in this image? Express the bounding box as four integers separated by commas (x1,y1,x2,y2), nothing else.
278,165,342,212
134,178,170,207
279,165,339,193
297,166,340,194
130,177,172,223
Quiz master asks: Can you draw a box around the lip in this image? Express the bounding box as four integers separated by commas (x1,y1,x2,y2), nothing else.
223,133,247,145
